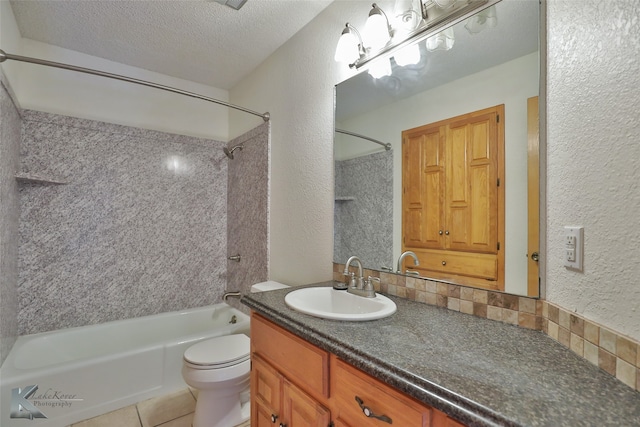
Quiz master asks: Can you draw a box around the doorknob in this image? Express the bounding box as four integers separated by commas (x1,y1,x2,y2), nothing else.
531,252,539,262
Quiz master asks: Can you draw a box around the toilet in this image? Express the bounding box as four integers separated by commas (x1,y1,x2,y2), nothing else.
182,281,289,427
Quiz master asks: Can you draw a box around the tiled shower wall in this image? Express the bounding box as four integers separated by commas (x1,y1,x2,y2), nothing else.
334,150,393,270
0,73,21,364
225,122,270,314
17,111,231,335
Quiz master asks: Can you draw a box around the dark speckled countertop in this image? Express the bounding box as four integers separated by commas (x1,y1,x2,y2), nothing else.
241,281,640,427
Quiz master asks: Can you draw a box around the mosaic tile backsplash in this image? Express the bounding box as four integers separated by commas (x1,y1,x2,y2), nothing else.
18,111,231,334
334,263,640,393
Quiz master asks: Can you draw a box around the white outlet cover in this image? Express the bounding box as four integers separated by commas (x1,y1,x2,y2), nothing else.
564,226,584,271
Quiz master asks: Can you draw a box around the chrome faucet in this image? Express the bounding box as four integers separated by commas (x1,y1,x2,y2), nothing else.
342,256,377,297
343,255,364,289
396,251,420,274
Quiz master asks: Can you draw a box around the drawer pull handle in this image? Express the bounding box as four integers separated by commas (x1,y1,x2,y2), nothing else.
442,261,446,266
271,414,278,423
355,396,393,424
279,423,287,427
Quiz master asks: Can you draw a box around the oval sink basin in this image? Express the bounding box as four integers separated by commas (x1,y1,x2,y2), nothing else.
284,287,396,321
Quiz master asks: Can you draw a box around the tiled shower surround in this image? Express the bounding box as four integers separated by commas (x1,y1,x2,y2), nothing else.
16,110,268,335
334,263,640,393
334,150,393,270
0,73,21,364
226,122,270,313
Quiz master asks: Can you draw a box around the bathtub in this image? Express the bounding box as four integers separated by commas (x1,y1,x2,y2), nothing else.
0,304,250,427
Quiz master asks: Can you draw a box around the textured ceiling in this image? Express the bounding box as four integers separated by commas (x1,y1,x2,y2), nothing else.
9,0,334,90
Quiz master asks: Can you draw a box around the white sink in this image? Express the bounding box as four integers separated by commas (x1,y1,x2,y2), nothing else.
284,287,397,321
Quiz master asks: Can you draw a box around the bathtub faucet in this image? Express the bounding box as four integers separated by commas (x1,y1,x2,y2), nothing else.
223,291,242,302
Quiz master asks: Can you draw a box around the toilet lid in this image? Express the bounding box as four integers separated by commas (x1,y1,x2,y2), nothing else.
184,334,250,367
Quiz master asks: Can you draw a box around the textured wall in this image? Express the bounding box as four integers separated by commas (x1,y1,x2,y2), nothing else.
228,1,369,286
0,73,21,364
18,111,229,334
546,0,640,341
226,122,270,313
334,150,393,270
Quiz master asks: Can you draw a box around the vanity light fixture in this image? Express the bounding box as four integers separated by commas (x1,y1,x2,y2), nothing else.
363,3,393,51
393,43,421,66
334,0,500,70
425,27,455,51
368,58,393,79
334,23,366,64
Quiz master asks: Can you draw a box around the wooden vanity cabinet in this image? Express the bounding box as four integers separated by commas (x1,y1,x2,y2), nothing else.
251,314,331,427
251,313,468,427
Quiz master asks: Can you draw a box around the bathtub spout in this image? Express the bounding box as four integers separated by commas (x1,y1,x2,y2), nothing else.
223,291,242,302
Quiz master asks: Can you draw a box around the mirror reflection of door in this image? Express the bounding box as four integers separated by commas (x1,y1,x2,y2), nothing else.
527,96,540,297
401,105,505,291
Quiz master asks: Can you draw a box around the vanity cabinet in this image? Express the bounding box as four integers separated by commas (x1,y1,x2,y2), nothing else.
401,105,505,290
331,357,431,426
250,313,468,427
251,314,331,427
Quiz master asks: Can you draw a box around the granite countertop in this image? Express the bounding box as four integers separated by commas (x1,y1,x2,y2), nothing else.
241,281,640,427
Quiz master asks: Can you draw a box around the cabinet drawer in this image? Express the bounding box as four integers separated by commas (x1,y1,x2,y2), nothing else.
333,357,431,427
251,314,329,398
416,249,497,280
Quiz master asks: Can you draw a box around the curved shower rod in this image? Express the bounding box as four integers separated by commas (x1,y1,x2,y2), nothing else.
335,128,391,151
0,49,270,122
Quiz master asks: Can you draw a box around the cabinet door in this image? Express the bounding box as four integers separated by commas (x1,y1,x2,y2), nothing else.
282,378,330,427
446,109,499,253
252,355,283,426
402,123,446,250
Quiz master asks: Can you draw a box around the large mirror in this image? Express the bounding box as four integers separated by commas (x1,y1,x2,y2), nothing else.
334,0,540,296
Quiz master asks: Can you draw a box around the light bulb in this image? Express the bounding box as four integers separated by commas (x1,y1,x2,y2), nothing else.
368,58,392,79
426,27,455,51
393,0,421,34
394,43,421,66
363,5,391,51
335,31,360,63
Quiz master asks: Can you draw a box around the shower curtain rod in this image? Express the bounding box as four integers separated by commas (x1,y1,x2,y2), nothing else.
0,49,270,122
335,128,391,151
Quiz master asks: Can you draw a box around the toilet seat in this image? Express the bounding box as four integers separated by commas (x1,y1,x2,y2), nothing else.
183,334,250,370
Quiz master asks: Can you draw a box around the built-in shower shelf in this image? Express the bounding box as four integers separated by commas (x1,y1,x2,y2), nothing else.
335,196,355,202
15,173,68,185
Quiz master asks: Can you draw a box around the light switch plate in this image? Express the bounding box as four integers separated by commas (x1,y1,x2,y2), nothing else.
564,226,583,271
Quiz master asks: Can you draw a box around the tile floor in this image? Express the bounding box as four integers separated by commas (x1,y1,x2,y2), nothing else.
68,388,251,427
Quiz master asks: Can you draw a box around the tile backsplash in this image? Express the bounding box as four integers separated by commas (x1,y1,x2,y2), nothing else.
334,263,640,393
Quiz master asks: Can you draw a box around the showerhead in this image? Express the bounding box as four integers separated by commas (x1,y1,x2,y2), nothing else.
223,145,243,159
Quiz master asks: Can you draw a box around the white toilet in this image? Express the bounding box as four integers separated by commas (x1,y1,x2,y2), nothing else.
182,281,289,427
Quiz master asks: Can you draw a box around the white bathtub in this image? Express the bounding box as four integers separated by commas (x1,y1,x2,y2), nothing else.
0,304,250,427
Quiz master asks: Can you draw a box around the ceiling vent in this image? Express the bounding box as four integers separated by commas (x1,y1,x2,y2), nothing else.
214,0,248,10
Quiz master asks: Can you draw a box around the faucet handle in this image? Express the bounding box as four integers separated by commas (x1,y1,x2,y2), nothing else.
348,272,356,288
365,276,380,290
